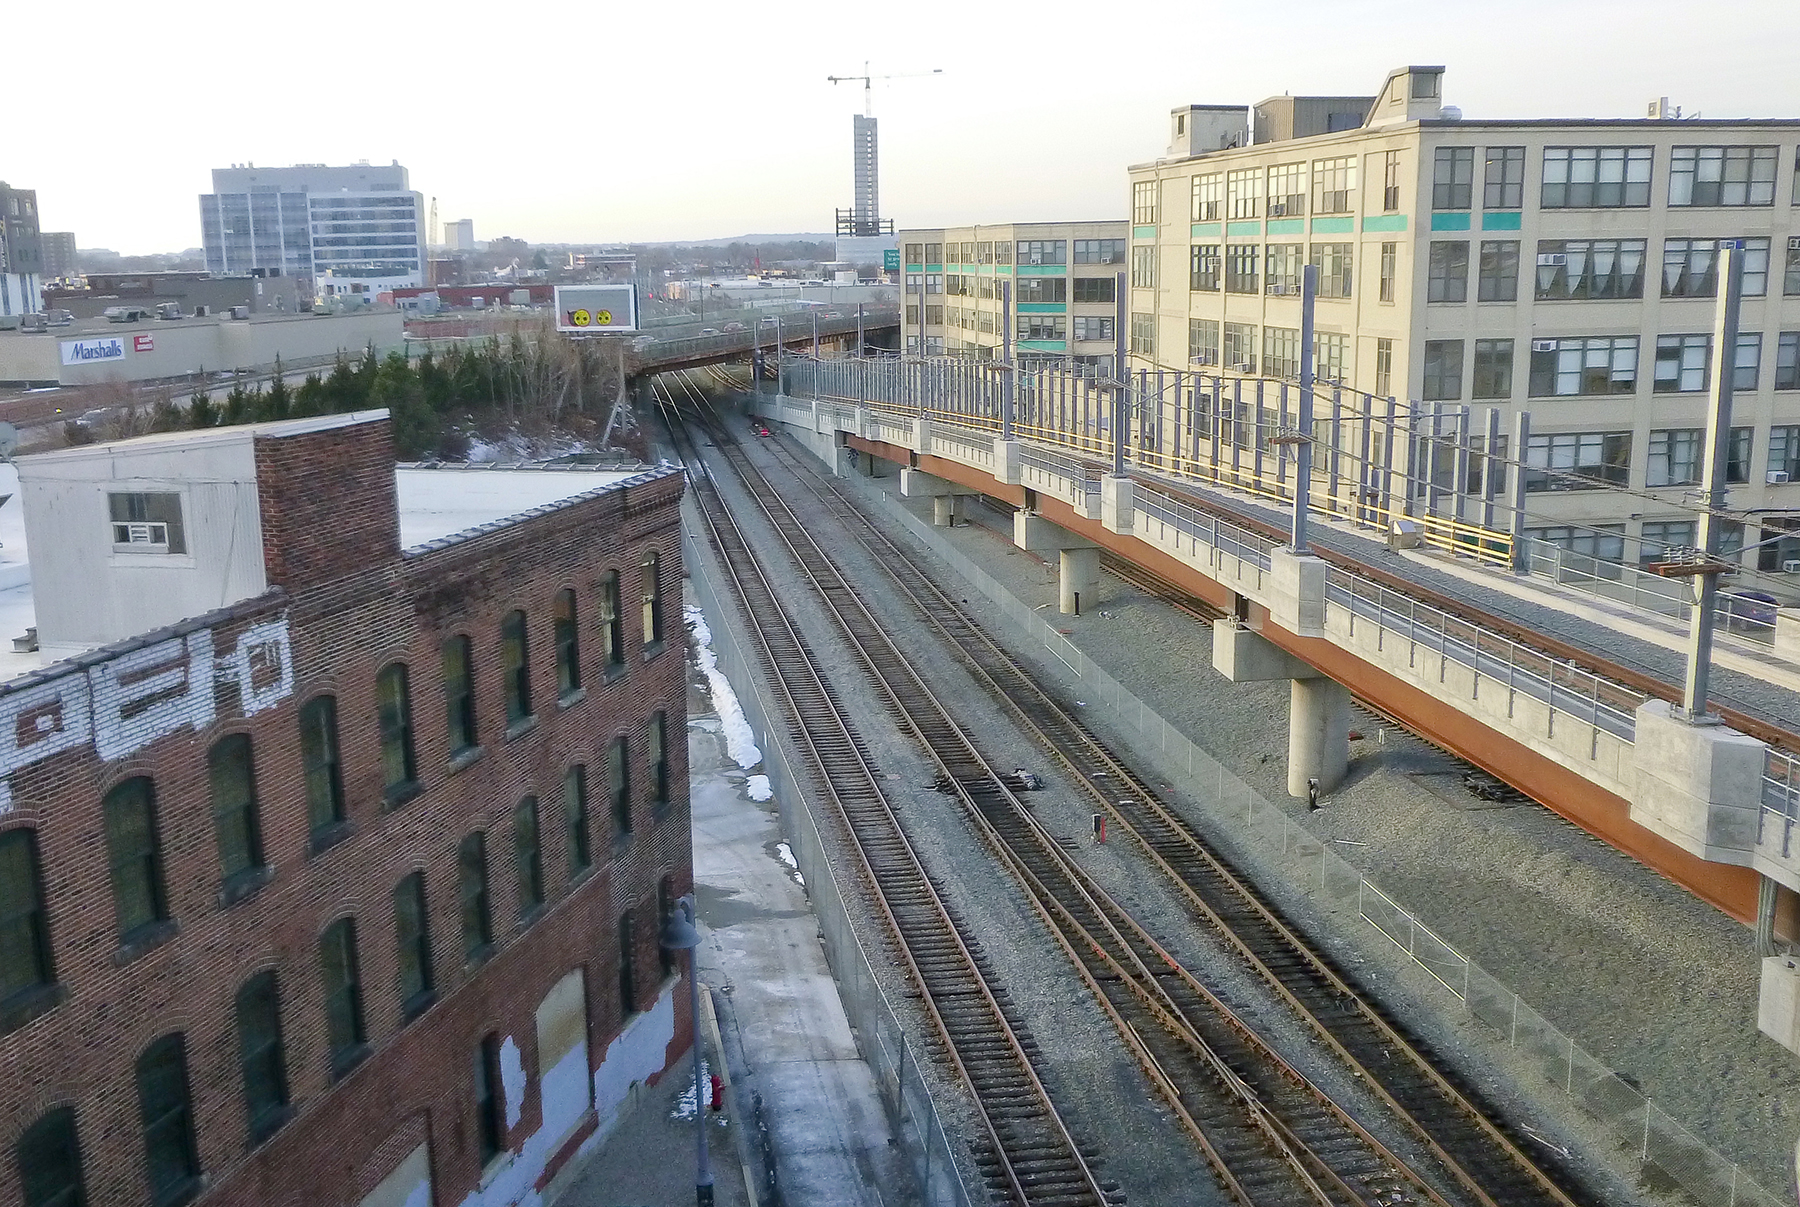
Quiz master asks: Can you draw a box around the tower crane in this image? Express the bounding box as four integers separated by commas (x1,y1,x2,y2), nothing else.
826,63,943,238
826,61,943,117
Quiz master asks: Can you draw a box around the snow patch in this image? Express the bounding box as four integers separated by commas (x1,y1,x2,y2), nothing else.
686,604,762,769
499,1036,526,1129
668,1057,712,1121
774,841,805,887
745,774,773,802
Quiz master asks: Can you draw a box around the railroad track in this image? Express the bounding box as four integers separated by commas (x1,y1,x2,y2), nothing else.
700,380,1605,1207
659,382,1115,1207
662,376,1513,1207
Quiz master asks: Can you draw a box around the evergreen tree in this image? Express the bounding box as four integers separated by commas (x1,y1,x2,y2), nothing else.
188,389,217,428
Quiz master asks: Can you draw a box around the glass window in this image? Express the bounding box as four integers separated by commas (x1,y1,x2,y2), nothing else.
474,1034,505,1164
514,797,544,915
393,871,433,1014
1266,163,1306,216
1477,241,1519,301
1472,339,1514,399
1654,332,1763,392
1382,151,1402,212
1015,240,1065,266
299,695,344,838
1311,157,1356,215
1484,147,1525,209
208,735,264,883
1663,237,1770,297
235,972,289,1143
1071,277,1114,304
1263,327,1300,380
1432,148,1474,210
0,829,53,1006
553,589,580,697
994,241,1012,266
617,910,637,1016
376,664,417,796
641,552,663,646
1308,243,1353,299
1379,242,1397,303
1639,519,1699,562
1527,337,1640,396
1647,429,1704,486
903,243,921,263
649,713,669,811
1525,432,1633,490
1188,319,1221,367
103,778,166,941
1224,245,1258,293
1017,315,1067,342
1534,239,1647,300
1375,339,1394,397
1423,340,1464,400
442,637,476,756
107,492,186,554
1016,276,1066,304
15,1108,87,1207
923,242,941,264
1129,245,1156,289
1071,316,1114,341
459,833,491,960
1527,524,1628,559
565,765,592,876
1132,181,1157,225
1223,323,1257,373
135,1035,200,1207
1265,244,1303,295
1187,244,1220,292
1427,242,1468,302
599,570,625,671
1778,332,1800,390
1226,169,1261,220
609,736,632,839
1129,313,1155,356
1313,332,1348,384
1770,424,1800,478
1668,146,1778,206
501,610,532,725
1191,174,1222,223
320,918,364,1074
1785,242,1800,296
1072,239,1125,264
977,242,993,264
1541,146,1654,208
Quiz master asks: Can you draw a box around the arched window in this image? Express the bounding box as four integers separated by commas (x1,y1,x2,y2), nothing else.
513,796,543,915
135,1035,200,1205
501,610,532,725
208,734,264,885
393,871,434,1018
599,570,625,672
0,828,54,1005
608,736,631,839
376,664,418,799
648,711,669,814
564,765,591,876
319,918,366,1077
299,696,345,839
103,779,168,942
459,832,492,960
14,1106,86,1207
554,588,581,697
234,971,289,1143
442,636,477,756
640,551,663,646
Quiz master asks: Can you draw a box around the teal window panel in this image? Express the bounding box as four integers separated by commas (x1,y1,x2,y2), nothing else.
1190,222,1222,237
1133,225,1157,239
925,263,944,271
995,266,1013,275
1361,214,1408,233
1481,211,1523,231
1429,212,1471,231
1018,340,1068,351
1227,220,1263,237
1017,303,1067,314
1309,216,1355,234
962,263,978,271
1266,218,1305,235
1016,265,1067,276
905,264,923,272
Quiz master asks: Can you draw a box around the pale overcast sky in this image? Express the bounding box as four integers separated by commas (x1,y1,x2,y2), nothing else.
15,0,1800,253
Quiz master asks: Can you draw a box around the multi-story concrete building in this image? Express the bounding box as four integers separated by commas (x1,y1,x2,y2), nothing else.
0,414,692,1207
200,163,427,300
1128,66,1800,571
37,233,77,281
899,221,1129,367
0,183,44,317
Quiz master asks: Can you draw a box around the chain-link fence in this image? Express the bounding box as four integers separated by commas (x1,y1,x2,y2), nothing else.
683,512,977,1207
866,488,1788,1207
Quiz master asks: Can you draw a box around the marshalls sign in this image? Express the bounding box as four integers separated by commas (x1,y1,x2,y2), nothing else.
60,338,126,366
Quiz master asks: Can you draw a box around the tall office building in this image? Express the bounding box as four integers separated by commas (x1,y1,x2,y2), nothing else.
38,232,78,280
0,182,44,316
199,162,426,299
445,218,475,251
1128,65,1800,570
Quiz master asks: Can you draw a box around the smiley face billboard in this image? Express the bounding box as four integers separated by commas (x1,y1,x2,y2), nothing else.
554,285,638,333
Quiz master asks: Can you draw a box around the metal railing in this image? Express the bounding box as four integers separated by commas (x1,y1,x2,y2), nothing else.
1522,537,1780,645
636,305,900,369
868,486,1788,1207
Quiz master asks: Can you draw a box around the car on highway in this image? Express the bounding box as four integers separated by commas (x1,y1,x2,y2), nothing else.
1721,588,1780,632
699,327,718,336
759,316,779,327
823,311,843,319
722,322,746,332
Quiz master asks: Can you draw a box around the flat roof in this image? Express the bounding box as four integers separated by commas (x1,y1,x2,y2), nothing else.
0,309,391,341
22,410,391,465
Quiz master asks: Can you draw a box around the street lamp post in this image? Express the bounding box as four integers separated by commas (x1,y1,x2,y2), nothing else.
659,895,713,1207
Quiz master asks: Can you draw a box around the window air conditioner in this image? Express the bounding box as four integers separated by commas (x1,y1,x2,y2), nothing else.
1268,203,1286,216
1789,236,1800,251
1770,470,1792,484
1531,339,1558,352
1786,560,1800,573
1537,253,1567,266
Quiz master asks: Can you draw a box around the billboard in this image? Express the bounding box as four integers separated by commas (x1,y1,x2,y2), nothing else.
554,285,637,334
61,338,126,366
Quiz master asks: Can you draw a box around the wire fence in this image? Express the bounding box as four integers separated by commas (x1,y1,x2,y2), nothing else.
683,511,977,1207
865,485,1788,1207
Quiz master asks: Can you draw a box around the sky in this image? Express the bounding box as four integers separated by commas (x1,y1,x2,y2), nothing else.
14,0,1800,254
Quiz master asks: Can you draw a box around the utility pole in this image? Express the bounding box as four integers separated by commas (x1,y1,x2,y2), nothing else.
1001,279,1015,439
1291,264,1318,551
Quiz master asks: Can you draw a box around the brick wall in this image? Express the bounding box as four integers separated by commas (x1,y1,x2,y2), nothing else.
0,459,690,1207
253,417,401,591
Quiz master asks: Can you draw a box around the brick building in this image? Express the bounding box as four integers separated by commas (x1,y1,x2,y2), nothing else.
0,413,691,1207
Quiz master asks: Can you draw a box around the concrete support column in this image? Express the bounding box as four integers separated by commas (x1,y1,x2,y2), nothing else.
1059,547,1101,615
993,437,1023,486
1288,675,1351,798
1269,546,1327,638
1629,700,1766,864
932,495,963,527
1101,475,1135,535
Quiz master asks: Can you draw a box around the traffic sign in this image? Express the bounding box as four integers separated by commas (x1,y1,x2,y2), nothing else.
883,248,901,272
554,285,637,333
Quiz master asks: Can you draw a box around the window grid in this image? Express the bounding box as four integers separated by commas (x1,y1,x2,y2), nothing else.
1226,169,1261,220
1535,239,1647,300
501,610,532,725
1382,151,1402,212
1541,146,1653,208
442,637,476,756
1427,242,1469,303
1311,157,1356,215
1224,245,1259,294
1423,340,1464,401
641,552,663,646
1526,432,1634,490
1308,243,1353,299
104,778,166,941
566,765,592,875
1190,245,1220,292
1191,174,1222,223
208,735,263,883
377,664,417,796
515,797,544,914
1071,277,1114,304
1528,337,1640,397
1669,146,1778,207
1072,239,1125,264
394,871,433,1013
610,736,632,839
1263,327,1300,381
1477,241,1519,302
1432,148,1474,210
1375,339,1394,398
554,588,580,697
1483,147,1525,209
15,1109,86,1207
1189,319,1221,367
1266,163,1306,217
1132,181,1157,226
320,919,365,1073
459,833,492,960
235,972,289,1143
1265,244,1303,296
1662,237,1770,298
1224,323,1257,373
1129,245,1157,289
0,830,52,1004
1472,339,1514,399
650,712,670,811
136,1035,200,1207
1378,243,1397,303
475,1035,505,1164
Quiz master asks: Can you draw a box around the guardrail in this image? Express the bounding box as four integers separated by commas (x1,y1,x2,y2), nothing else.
635,307,900,370
1522,537,1779,645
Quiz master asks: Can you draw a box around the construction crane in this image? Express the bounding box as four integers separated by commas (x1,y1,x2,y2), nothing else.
827,61,943,118
826,63,942,237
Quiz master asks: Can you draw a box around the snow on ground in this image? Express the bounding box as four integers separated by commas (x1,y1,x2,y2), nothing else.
395,468,637,549
685,604,762,769
746,774,773,802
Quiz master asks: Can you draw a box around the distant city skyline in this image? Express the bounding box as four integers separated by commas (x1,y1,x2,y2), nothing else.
12,0,1800,254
